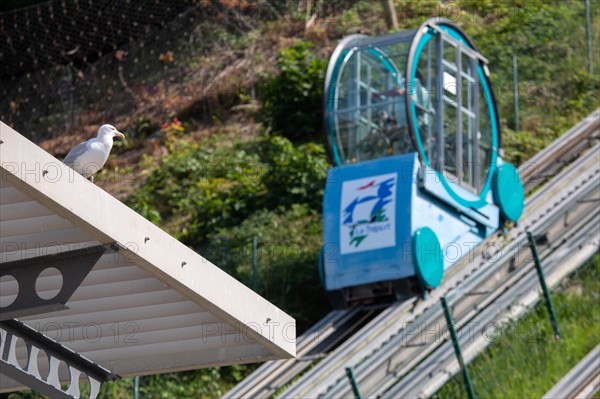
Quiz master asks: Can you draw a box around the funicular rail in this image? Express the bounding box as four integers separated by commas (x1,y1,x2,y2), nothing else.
542,344,600,399
284,139,600,399
223,110,599,399
220,310,346,399
519,108,599,194
221,306,383,399
381,166,599,398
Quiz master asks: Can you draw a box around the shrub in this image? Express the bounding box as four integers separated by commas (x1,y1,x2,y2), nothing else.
262,135,329,211
201,204,329,330
127,134,329,247
260,41,327,142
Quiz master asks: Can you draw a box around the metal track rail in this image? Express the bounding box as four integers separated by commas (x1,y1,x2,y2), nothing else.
281,144,600,398
221,307,382,399
542,344,600,399
224,109,600,399
519,108,599,194
383,203,599,398
221,309,353,399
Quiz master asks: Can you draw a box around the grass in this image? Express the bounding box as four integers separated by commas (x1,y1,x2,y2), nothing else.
433,253,600,399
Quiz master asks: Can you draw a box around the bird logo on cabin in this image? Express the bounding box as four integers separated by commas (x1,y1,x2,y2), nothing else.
342,177,395,248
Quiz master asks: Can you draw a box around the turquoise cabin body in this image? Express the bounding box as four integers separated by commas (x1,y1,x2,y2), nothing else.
321,18,524,308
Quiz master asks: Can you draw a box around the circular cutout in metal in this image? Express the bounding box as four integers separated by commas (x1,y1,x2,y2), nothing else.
35,267,63,301
0,274,19,308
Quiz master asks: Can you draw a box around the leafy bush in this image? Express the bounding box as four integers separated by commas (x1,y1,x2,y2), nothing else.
126,132,330,326
128,135,264,245
262,135,329,211
127,133,329,247
259,41,327,142
501,128,546,166
201,204,329,330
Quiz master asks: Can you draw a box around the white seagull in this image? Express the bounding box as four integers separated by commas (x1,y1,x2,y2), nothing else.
63,124,125,181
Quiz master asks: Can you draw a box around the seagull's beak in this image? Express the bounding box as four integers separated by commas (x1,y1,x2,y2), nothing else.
114,130,129,148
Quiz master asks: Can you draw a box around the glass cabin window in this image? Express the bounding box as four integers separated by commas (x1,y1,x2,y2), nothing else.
414,30,491,194
325,23,498,198
330,36,414,164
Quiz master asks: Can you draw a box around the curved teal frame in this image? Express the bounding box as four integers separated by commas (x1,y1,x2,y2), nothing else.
408,24,499,209
324,20,500,210
326,45,407,166
326,48,351,166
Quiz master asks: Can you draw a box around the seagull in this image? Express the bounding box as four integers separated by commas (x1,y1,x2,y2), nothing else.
63,124,125,181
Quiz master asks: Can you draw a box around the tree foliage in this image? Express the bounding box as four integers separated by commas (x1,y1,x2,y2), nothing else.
4,1,599,398
127,133,328,248
259,41,327,142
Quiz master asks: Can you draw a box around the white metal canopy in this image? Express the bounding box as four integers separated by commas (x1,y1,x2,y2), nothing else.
0,122,296,393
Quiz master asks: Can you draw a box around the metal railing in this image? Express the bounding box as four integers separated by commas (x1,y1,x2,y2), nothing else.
542,344,600,399
223,109,600,399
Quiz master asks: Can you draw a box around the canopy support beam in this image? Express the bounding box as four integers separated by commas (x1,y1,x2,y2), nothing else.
0,245,107,321
0,319,119,399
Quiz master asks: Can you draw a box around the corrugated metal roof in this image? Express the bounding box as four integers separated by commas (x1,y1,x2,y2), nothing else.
0,122,295,392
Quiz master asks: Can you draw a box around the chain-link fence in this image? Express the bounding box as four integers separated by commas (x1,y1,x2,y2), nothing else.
0,0,292,141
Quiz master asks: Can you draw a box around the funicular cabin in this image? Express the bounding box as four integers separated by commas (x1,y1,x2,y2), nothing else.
320,18,524,308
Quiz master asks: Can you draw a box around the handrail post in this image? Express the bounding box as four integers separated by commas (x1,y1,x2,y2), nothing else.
441,297,476,399
527,231,561,339
345,366,363,399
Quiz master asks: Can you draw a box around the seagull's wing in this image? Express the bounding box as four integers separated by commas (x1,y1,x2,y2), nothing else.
63,140,92,166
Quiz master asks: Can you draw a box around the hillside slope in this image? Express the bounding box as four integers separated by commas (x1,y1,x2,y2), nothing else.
2,1,598,398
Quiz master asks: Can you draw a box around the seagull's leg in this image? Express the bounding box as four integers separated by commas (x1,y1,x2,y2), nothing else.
90,175,94,183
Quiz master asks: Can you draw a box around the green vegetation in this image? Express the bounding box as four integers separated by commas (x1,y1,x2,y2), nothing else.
127,129,330,328
259,41,328,142
390,0,599,165
201,204,329,330
3,1,599,398
127,132,328,244
101,367,248,399
1,367,251,399
433,254,600,399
